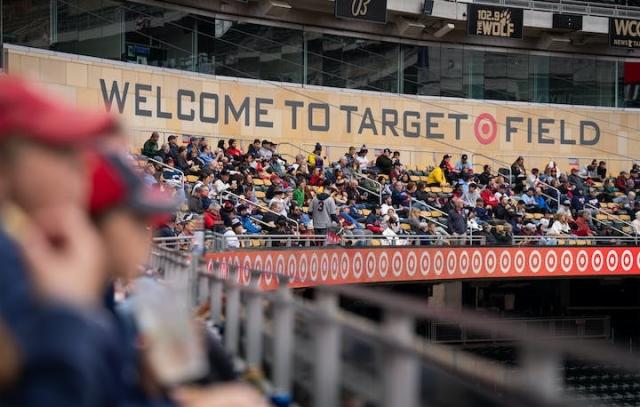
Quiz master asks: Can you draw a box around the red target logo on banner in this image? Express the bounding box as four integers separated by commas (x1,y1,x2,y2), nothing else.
474,113,497,145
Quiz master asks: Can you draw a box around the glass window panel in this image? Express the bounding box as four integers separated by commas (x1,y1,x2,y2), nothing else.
572,58,598,106
441,47,463,98
54,0,123,61
529,54,549,103
124,4,194,71
306,33,398,93
596,60,615,107
402,45,440,96
2,0,51,48
620,61,640,108
203,21,302,83
464,49,484,99
548,56,574,105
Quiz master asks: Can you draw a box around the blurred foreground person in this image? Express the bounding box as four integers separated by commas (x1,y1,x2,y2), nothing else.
0,78,266,406
0,77,122,406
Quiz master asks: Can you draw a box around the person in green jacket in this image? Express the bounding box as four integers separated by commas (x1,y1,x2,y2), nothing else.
293,178,307,207
141,131,160,158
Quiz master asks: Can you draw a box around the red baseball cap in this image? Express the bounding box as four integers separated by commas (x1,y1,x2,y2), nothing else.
88,151,177,219
0,76,117,145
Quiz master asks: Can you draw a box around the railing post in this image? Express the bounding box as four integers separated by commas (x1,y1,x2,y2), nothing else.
313,290,341,407
209,266,224,325
245,270,264,369
224,266,241,356
382,311,419,407
272,280,294,401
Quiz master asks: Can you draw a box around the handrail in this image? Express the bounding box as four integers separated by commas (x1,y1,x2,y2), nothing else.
353,172,383,205
511,235,639,246
472,153,513,186
585,203,635,238
139,154,185,188
409,197,449,230
219,190,300,233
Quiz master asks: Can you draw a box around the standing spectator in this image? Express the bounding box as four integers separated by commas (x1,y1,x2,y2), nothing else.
307,143,324,169
142,131,160,157
568,167,585,195
355,146,370,170
447,199,467,243
310,189,338,237
633,211,640,235
439,154,454,183
167,134,179,158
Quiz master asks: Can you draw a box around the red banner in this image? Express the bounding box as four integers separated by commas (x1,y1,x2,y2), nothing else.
204,247,640,290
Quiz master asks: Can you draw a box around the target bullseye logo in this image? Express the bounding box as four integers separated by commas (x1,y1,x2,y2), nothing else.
331,254,339,280
392,252,404,277
320,254,329,281
353,252,363,279
472,251,482,274
500,251,511,273
287,255,296,281
561,250,573,272
474,113,498,145
420,252,431,276
434,252,444,275
276,255,285,283
407,251,417,276
592,250,603,272
529,250,541,273
621,250,633,271
299,254,308,281
485,251,496,274
447,252,457,275
515,250,525,273
545,250,557,273
341,253,350,279
460,251,469,274
379,252,389,278
606,250,618,272
366,252,376,278
576,250,589,272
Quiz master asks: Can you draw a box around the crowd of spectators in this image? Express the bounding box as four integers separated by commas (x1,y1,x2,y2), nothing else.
140,133,640,247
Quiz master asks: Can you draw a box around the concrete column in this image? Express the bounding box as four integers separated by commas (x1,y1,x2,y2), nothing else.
430,281,462,310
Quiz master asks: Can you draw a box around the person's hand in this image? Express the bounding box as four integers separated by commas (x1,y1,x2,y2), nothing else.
19,206,106,307
172,383,269,407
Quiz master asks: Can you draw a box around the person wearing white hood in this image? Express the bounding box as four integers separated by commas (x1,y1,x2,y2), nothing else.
633,211,640,235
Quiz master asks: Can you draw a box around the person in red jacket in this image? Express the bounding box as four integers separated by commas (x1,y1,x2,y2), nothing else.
481,188,499,208
204,202,223,231
226,138,243,159
574,211,593,236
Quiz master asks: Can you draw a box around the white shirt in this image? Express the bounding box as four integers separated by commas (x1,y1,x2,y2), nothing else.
355,155,369,169
633,218,640,235
211,179,229,196
223,229,240,248
548,220,570,235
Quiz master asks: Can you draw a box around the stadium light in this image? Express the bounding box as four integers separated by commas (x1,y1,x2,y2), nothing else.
258,0,292,17
396,17,426,36
434,23,455,38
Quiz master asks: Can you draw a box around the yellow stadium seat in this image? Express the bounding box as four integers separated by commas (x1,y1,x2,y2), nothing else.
251,239,263,247
361,209,371,216
263,179,272,186
596,214,608,221
623,226,632,234
619,214,631,221
534,213,544,220
371,239,381,246
431,187,442,193
420,211,431,218
557,239,566,245
442,187,453,194
401,223,412,231
576,240,587,246
420,176,430,182
185,175,199,183
255,191,266,199
253,179,264,186
566,239,577,246
409,175,420,182
302,207,309,213
524,213,534,220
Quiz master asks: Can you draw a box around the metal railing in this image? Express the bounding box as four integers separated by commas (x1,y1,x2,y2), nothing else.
512,235,640,246
219,190,300,233
165,255,640,407
209,233,487,249
136,154,185,188
430,316,611,344
464,0,640,20
353,172,383,205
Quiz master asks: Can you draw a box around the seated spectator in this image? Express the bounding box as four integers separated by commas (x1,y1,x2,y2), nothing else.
365,207,384,234
355,146,370,170
204,203,223,232
212,170,231,196
633,211,640,235
548,213,571,236
454,154,473,175
226,138,243,158
224,218,245,248
478,165,493,186
527,168,540,189
597,161,607,179
238,205,261,234
161,157,182,183
426,165,447,187
375,148,394,175
574,211,593,236
568,167,585,195
462,183,481,207
188,186,209,214
167,134,179,158
142,131,160,157
142,163,158,185
258,140,274,160
247,138,261,158
533,188,550,213
615,171,630,192
391,181,410,207
481,187,499,208
474,199,492,223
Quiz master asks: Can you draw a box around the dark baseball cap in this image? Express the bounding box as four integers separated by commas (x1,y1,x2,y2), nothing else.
88,151,177,218
0,76,118,146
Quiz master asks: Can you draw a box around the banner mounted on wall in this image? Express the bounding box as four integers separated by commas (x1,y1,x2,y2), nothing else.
610,18,640,48
467,4,523,39
335,0,388,24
